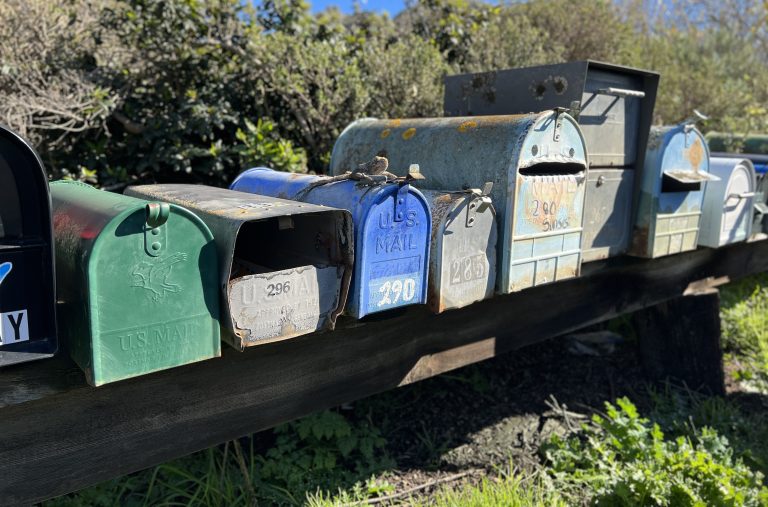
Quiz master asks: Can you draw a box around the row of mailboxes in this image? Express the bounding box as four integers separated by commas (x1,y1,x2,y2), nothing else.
125,184,354,349
328,111,589,293
443,60,660,263
230,167,499,314
229,167,433,317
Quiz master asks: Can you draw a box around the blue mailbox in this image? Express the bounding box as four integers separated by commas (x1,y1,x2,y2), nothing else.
231,168,431,318
630,122,718,258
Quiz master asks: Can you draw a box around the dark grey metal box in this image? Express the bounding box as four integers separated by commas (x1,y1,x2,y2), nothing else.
444,60,660,261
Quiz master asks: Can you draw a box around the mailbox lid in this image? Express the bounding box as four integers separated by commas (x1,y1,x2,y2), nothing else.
699,158,756,247
443,60,659,168
126,184,353,347
421,189,497,313
632,125,713,258
581,168,634,261
0,125,57,365
231,169,432,318
51,181,221,385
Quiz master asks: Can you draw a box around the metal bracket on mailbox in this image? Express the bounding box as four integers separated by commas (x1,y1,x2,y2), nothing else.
144,202,170,257
553,108,568,142
466,181,493,228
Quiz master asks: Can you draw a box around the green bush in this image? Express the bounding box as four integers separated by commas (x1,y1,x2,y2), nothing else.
543,397,768,506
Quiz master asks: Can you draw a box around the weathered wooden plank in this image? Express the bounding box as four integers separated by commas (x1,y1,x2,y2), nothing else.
1,239,767,504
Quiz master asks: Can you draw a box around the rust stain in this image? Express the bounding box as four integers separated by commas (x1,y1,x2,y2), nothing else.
457,120,478,133
380,129,391,139
685,137,704,170
402,127,416,140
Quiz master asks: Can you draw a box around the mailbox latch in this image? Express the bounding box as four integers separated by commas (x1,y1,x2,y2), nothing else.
144,202,170,257
466,182,494,228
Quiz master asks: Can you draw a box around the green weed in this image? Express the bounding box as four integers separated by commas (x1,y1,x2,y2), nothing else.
543,397,768,506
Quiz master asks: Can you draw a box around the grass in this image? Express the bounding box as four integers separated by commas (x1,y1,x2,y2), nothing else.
46,273,768,506
721,273,768,389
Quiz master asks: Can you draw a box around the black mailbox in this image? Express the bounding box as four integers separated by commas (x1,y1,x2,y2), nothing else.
0,125,57,366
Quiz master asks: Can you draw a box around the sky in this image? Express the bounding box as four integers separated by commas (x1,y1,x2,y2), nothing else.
307,0,405,14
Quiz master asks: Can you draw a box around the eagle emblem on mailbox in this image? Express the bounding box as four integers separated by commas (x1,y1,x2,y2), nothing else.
132,252,187,301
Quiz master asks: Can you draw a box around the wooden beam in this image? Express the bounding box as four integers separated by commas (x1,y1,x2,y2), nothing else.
1,239,768,504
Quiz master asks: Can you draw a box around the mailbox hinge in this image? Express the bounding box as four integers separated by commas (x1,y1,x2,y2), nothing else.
553,107,567,142
394,182,409,222
144,202,170,257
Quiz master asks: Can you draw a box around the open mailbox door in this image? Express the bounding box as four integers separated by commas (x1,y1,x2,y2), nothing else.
0,125,57,367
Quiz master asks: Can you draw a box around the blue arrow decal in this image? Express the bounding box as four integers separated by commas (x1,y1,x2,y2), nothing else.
0,262,12,286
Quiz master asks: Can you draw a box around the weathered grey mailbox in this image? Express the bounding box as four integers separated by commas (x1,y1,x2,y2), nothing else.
329,111,588,293
421,186,497,313
698,157,756,247
0,125,57,366
630,123,717,258
127,184,353,348
443,61,659,262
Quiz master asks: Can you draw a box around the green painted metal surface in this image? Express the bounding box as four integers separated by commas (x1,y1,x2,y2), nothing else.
51,181,220,386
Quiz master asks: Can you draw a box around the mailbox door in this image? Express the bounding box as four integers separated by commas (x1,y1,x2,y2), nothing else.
507,115,587,292
88,205,220,385
581,169,633,261
424,191,496,313
720,164,754,244
357,190,430,316
652,128,710,257
0,126,57,366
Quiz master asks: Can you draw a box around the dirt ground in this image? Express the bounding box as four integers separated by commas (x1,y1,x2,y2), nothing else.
343,330,653,495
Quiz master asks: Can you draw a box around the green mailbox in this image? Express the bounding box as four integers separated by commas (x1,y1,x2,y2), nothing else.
51,181,221,386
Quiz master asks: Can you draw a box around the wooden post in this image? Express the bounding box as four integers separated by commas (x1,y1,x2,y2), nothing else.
633,288,726,396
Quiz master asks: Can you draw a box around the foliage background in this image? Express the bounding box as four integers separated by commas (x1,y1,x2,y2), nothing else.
1,0,766,187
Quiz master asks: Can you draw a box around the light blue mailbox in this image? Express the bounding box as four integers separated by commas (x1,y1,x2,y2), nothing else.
231,168,431,318
630,123,718,258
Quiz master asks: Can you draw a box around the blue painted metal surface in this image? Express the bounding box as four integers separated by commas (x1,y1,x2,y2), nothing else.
328,111,588,294
231,169,431,318
631,124,717,257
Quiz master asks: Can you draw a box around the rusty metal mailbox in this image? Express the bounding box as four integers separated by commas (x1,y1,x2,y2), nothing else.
51,181,221,386
230,168,431,318
698,158,756,247
421,187,497,313
0,125,57,367
328,111,588,293
443,61,659,262
630,124,718,258
126,184,353,348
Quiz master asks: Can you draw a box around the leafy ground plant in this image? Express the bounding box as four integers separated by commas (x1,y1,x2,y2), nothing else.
543,397,768,506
